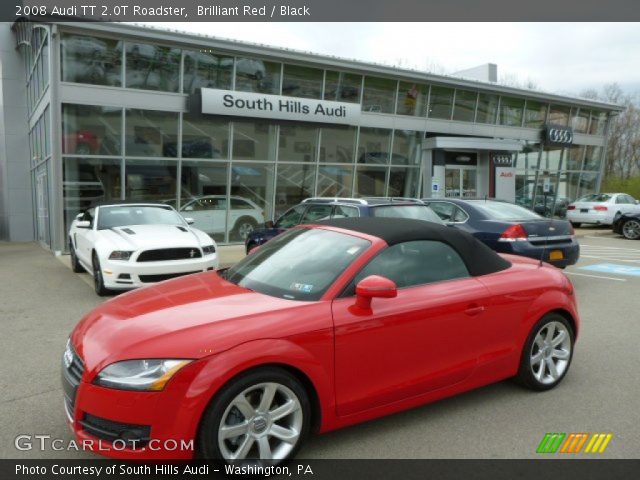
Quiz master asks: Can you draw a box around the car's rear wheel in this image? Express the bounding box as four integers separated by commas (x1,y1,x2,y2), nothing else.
69,242,84,273
232,217,258,241
515,313,574,391
92,253,110,296
570,222,581,228
621,219,640,240
198,367,310,463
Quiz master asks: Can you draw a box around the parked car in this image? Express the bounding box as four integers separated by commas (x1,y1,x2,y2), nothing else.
63,218,579,463
532,196,571,218
566,193,640,227
612,211,640,240
423,198,579,268
179,195,265,241
68,202,218,295
245,197,444,253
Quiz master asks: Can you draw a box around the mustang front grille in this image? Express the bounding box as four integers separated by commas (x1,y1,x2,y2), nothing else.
137,248,202,262
138,271,199,283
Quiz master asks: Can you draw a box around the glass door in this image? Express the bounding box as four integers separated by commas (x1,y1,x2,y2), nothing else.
445,167,477,198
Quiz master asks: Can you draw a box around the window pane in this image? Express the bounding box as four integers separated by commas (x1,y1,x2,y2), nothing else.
566,145,585,170
476,93,499,124
499,97,524,126
278,124,318,162
556,172,581,204
183,50,233,93
392,130,421,165
125,159,178,203
125,109,179,157
583,146,603,171
181,113,229,159
389,167,420,197
355,166,387,196
275,164,315,216
397,82,429,116
589,111,607,135
61,33,122,86
549,105,570,126
125,42,180,92
540,147,564,171
228,163,273,240
319,126,356,163
453,90,477,122
357,127,392,164
428,86,454,120
317,165,354,197
282,64,323,99
301,204,333,223
324,71,362,103
572,109,590,133
232,120,277,161
62,104,122,155
179,161,228,241
578,172,598,197
362,77,397,113
524,100,547,128
63,157,121,234
235,57,281,94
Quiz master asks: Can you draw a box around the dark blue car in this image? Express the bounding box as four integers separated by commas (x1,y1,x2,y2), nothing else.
245,197,443,253
422,198,579,268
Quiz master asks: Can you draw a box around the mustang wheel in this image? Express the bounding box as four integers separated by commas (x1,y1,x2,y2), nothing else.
69,242,84,273
516,314,574,391
622,219,640,240
198,367,310,463
92,253,110,296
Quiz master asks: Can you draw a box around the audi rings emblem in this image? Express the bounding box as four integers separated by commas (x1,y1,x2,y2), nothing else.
546,126,574,145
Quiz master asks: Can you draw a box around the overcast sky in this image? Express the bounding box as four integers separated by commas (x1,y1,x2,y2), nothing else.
151,22,640,97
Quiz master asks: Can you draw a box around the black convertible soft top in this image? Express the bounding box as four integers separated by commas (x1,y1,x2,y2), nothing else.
318,217,511,277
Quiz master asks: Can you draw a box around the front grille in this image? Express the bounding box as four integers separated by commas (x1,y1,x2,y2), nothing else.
61,344,85,414
80,413,151,449
137,248,202,262
138,271,199,283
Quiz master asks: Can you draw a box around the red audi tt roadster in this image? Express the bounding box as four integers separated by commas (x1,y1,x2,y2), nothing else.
63,218,579,462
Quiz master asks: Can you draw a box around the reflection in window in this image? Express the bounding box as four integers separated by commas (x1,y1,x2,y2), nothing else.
62,104,122,156
499,97,525,126
392,130,421,165
275,164,315,216
572,109,590,133
235,57,281,94
583,146,603,171
389,167,420,197
125,109,179,157
355,166,387,196
125,159,178,203
357,128,392,164
589,111,607,135
324,71,362,103
362,77,397,113
61,33,122,86
541,147,564,171
524,101,548,128
319,126,356,163
565,146,585,170
578,172,598,197
278,124,318,162
548,105,570,126
229,163,274,239
182,50,233,93
453,89,478,122
556,172,582,203
476,93,499,124
282,64,323,99
125,42,180,92
397,82,429,116
428,86,454,120
316,165,354,197
181,113,229,159
232,120,277,161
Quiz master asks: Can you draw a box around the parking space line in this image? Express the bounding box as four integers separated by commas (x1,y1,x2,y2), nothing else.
564,272,626,282
580,255,640,263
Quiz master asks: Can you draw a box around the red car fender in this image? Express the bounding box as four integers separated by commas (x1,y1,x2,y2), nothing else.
179,336,337,441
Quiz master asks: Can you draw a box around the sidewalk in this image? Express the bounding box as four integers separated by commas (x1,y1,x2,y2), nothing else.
573,226,616,238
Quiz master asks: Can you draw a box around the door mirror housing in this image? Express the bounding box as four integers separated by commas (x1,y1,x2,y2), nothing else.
184,217,195,225
76,220,91,229
354,275,397,310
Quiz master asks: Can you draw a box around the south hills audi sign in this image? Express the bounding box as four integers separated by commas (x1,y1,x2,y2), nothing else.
543,124,574,147
196,88,360,125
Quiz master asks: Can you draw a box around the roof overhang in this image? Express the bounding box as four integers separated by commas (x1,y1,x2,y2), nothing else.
423,137,524,152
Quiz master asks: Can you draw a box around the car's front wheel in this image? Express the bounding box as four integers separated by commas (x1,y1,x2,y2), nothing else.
516,314,574,391
92,253,110,296
621,219,640,240
198,367,310,463
232,217,258,241
69,242,84,273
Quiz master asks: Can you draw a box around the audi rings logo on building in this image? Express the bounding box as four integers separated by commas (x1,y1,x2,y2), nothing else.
544,125,574,146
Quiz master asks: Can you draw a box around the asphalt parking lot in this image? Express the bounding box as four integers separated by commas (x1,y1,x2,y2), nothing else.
1,229,638,459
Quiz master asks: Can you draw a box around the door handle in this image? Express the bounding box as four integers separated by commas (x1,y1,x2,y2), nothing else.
465,305,485,316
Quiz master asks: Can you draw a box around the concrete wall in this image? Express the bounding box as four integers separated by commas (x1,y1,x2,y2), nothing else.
0,23,33,241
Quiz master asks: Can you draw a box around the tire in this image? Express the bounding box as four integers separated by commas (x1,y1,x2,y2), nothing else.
69,242,85,273
198,367,311,464
570,222,581,228
232,217,258,241
92,252,110,296
515,313,574,391
621,219,640,240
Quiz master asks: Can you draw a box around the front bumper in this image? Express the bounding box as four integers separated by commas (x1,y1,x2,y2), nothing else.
101,254,218,290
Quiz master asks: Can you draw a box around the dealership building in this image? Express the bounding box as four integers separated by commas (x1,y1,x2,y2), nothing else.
0,20,623,252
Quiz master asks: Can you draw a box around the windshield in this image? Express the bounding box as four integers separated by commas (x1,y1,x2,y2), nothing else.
576,194,612,203
370,205,444,224
471,201,542,221
223,228,371,301
97,205,185,230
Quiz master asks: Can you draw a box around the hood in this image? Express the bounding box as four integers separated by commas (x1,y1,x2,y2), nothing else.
98,224,210,251
70,271,320,375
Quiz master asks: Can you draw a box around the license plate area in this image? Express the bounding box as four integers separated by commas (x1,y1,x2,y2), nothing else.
580,208,589,213
549,250,564,260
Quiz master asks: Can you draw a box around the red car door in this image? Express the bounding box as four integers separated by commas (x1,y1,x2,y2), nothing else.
331,240,493,416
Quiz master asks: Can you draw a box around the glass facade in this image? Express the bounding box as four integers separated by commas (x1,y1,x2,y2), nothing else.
397,82,429,116
324,71,362,103
282,64,323,99
125,42,181,92
61,33,121,86
453,89,477,123
362,76,397,113
428,86,454,119
62,104,122,155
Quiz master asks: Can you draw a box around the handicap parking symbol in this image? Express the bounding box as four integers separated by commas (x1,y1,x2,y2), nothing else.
579,263,640,277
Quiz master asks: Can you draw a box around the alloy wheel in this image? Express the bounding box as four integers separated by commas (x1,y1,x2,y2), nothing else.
236,222,255,240
530,321,571,385
622,220,640,240
218,382,303,461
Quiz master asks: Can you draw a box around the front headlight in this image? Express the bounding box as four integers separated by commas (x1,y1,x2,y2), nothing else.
202,245,216,255
109,251,133,261
94,359,192,391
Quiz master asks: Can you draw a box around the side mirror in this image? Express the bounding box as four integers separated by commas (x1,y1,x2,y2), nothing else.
184,217,195,225
265,220,275,229
354,275,397,310
76,220,91,229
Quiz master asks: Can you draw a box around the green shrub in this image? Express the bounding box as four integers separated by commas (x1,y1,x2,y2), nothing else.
602,176,640,198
